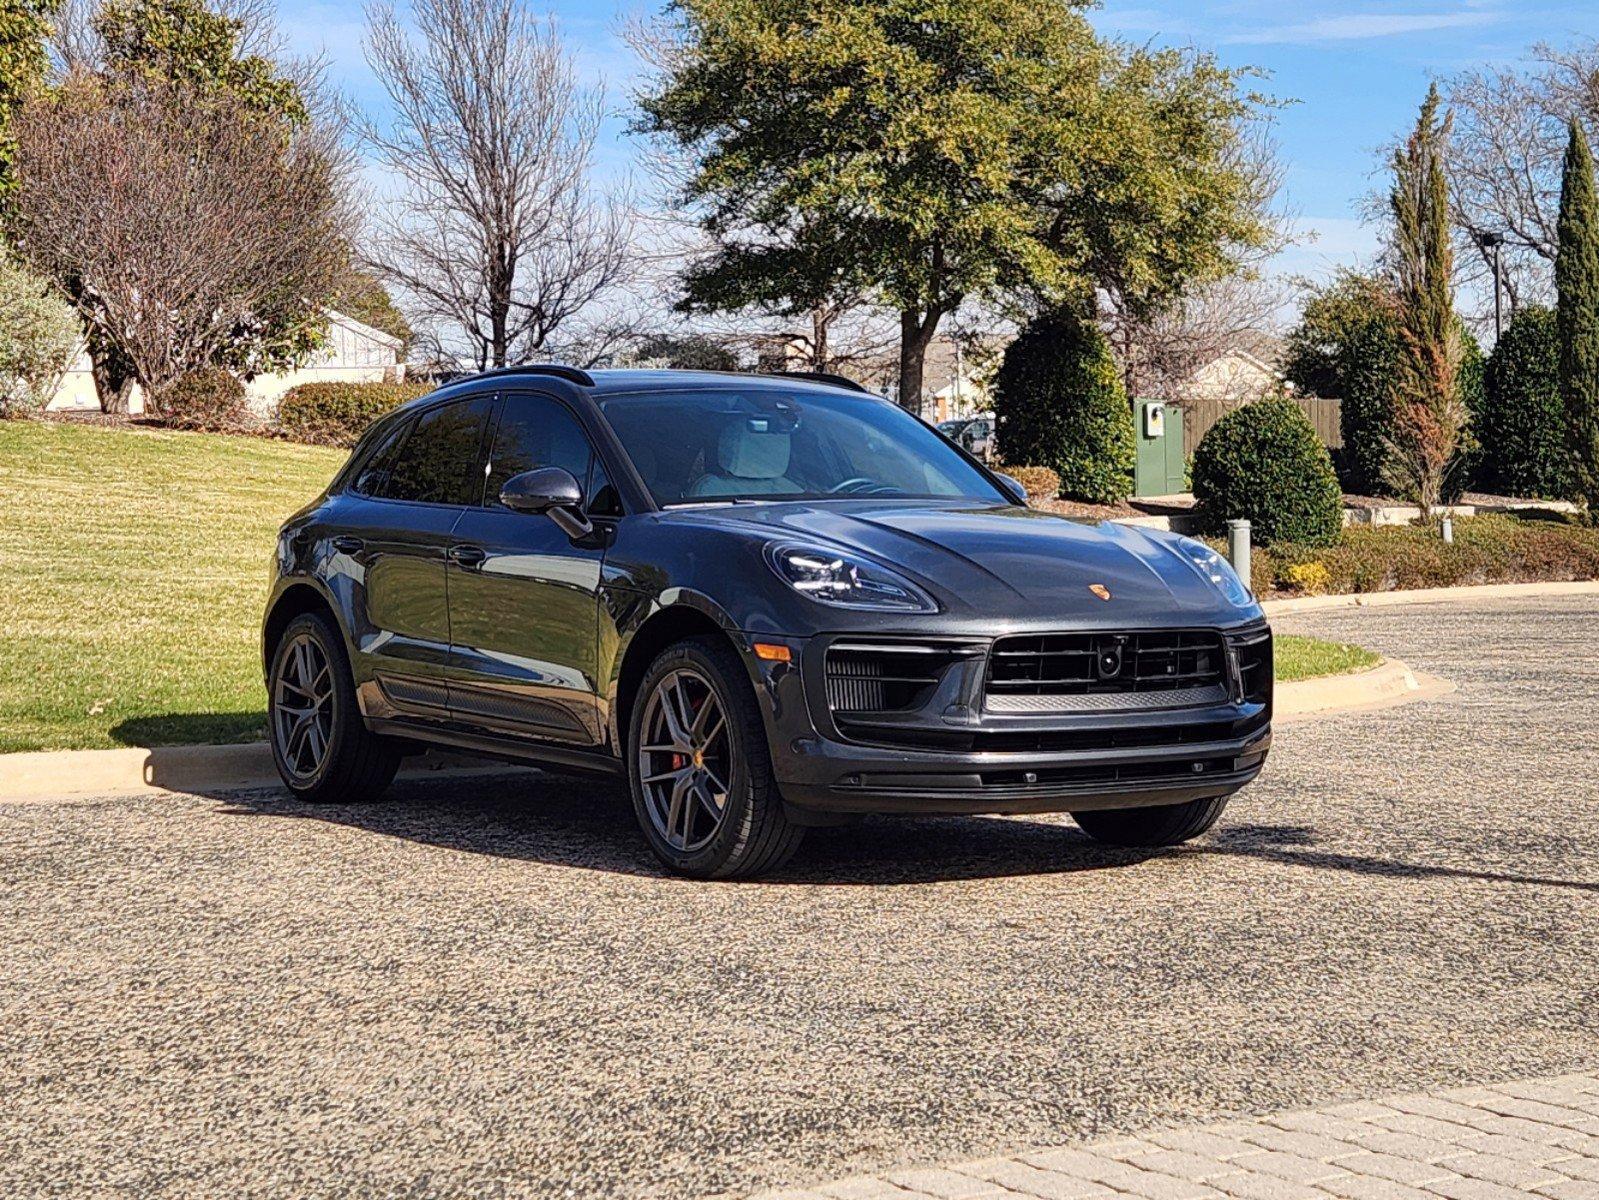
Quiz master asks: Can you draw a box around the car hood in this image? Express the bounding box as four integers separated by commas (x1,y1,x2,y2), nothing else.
666,499,1260,628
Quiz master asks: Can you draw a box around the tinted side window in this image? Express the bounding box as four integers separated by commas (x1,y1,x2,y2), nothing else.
485,393,596,506
352,420,412,497
380,396,494,505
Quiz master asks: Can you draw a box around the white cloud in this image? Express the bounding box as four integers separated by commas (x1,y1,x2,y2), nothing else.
1225,9,1499,45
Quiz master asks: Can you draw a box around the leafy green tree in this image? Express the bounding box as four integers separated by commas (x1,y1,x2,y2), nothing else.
992,306,1134,504
0,0,59,198
1558,117,1599,519
637,0,1271,409
1385,85,1467,516
96,0,307,124
1480,306,1571,499
1282,270,1395,400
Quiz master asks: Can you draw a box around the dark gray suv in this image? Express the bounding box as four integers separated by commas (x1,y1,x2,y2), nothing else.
263,367,1271,878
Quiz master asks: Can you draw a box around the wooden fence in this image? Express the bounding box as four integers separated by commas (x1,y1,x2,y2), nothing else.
1176,396,1342,458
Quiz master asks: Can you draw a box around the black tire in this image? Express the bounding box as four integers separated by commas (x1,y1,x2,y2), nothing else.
267,611,401,804
626,635,804,879
1071,795,1230,847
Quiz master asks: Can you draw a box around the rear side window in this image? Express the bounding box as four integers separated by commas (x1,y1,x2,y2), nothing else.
352,420,411,497
379,396,494,505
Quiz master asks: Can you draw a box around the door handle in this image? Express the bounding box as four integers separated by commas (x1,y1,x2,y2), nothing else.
332,535,364,554
448,543,487,570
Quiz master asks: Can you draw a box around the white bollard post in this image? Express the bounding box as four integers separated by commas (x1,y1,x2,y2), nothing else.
1227,519,1252,589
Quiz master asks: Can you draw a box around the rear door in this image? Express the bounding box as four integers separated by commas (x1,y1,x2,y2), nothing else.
337,393,495,722
444,391,612,744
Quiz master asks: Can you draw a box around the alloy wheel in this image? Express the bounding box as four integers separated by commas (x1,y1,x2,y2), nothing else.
637,668,733,852
273,632,335,783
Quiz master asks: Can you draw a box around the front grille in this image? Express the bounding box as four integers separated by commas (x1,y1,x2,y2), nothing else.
986,630,1228,703
825,642,970,715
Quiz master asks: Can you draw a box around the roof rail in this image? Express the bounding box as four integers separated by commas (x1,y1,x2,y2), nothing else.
463,363,597,388
772,370,872,394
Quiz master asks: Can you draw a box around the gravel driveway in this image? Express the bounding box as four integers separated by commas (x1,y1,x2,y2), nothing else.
2,596,1594,1200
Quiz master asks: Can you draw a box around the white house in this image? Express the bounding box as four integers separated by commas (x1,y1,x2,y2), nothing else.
1181,333,1286,403
46,309,406,416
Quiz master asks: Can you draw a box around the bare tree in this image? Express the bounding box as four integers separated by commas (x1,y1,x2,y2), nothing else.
1100,125,1294,400
8,76,350,410
1444,41,1599,314
362,0,632,370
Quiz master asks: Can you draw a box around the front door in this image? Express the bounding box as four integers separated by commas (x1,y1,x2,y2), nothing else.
445,391,611,744
338,394,494,722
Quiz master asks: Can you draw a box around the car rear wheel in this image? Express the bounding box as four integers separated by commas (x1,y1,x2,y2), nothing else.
268,611,401,804
1070,796,1230,847
627,636,804,879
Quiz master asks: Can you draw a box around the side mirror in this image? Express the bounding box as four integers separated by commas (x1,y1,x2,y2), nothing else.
995,472,1028,503
499,467,593,539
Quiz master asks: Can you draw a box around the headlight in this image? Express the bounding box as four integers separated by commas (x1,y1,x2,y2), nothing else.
1176,537,1254,608
766,544,936,612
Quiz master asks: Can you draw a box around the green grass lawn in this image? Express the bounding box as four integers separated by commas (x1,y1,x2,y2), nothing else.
0,420,344,752
1273,633,1381,683
0,421,1379,752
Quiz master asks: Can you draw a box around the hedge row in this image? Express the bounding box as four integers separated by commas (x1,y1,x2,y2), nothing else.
1245,514,1599,597
276,380,427,446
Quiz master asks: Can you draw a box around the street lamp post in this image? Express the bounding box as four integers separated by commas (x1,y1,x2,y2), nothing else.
1477,230,1506,339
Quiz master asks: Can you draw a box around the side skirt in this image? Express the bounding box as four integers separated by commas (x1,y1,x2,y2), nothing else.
366,717,626,778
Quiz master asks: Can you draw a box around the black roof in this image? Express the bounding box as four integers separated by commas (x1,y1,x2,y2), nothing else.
433,365,878,398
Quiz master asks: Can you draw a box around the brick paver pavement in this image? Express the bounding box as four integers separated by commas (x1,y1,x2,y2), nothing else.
757,1075,1599,1200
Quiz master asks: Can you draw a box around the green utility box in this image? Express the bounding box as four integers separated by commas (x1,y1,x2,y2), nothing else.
1132,398,1185,497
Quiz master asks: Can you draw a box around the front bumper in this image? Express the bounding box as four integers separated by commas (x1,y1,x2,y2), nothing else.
746,621,1272,818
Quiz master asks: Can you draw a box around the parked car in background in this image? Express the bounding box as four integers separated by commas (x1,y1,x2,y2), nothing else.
936,413,995,461
263,368,1271,878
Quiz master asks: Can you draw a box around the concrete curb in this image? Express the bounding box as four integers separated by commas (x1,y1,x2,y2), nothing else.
0,743,510,804
1262,578,1599,615
1274,656,1452,723
4,657,1449,802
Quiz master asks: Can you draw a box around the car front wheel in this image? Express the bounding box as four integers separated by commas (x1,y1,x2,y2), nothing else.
1071,795,1230,847
268,611,401,804
627,636,804,879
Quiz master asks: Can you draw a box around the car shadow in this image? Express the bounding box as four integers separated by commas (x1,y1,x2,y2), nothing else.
211,773,1599,892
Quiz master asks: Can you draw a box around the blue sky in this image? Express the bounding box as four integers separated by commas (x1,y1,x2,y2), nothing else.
278,0,1599,301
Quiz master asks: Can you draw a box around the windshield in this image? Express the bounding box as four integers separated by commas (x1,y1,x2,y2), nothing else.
598,388,1010,507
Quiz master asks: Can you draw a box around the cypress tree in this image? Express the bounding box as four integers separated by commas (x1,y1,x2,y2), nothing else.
1385,85,1465,515
1557,118,1599,520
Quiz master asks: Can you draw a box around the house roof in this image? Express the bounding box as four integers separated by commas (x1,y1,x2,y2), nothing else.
325,308,404,350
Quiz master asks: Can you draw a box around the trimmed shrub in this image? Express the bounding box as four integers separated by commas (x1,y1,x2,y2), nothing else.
276,380,427,447
1256,513,1599,596
1001,464,1061,502
161,368,251,431
1479,306,1571,500
992,307,1134,505
1192,395,1343,547
0,256,79,418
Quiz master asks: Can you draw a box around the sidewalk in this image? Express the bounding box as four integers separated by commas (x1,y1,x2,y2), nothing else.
761,1073,1599,1200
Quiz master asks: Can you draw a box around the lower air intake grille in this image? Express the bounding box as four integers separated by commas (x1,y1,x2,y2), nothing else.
986,630,1228,707
825,643,953,714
